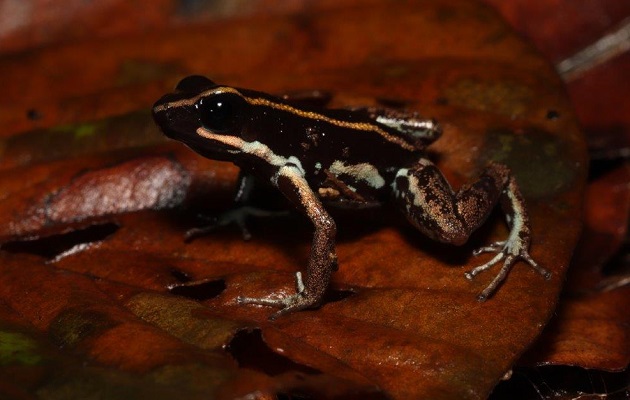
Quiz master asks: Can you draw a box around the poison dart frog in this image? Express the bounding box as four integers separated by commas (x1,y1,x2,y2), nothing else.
152,76,551,320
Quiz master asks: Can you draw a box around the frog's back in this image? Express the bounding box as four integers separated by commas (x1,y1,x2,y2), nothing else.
239,87,440,150
330,107,442,151
236,86,441,174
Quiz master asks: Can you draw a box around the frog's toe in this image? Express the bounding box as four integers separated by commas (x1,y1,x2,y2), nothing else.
521,252,552,280
466,240,551,301
237,272,320,320
238,292,318,321
184,222,219,242
472,240,506,256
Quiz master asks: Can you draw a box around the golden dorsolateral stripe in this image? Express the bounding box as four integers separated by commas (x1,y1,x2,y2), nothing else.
155,86,416,152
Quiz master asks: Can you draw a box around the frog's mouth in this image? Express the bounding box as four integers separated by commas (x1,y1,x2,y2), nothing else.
152,96,237,159
152,95,199,139
152,75,217,140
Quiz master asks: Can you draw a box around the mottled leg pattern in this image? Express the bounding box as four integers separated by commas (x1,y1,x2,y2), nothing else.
464,177,551,300
238,164,337,320
393,159,551,300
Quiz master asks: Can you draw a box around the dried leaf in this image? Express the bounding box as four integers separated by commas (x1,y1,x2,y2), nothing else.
522,164,630,371
0,1,587,398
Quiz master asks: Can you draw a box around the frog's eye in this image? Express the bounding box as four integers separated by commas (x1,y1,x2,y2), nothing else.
196,94,243,133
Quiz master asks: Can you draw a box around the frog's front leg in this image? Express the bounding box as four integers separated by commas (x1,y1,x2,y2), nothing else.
238,164,337,320
393,159,551,300
185,172,288,241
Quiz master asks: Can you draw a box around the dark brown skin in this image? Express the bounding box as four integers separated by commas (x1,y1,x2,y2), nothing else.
152,76,551,319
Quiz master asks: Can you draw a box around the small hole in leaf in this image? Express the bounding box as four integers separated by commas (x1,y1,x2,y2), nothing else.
26,108,43,121
226,329,320,377
588,157,625,181
170,268,192,283
600,239,629,278
324,288,355,303
435,97,449,105
168,279,226,301
546,109,560,120
1,223,119,260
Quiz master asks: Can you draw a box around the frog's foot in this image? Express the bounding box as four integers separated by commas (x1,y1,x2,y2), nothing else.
185,206,290,242
465,238,551,301
238,272,320,320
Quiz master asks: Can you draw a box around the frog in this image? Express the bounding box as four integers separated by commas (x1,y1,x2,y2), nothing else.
152,75,551,320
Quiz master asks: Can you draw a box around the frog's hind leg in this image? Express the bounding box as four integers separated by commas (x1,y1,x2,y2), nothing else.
393,159,550,300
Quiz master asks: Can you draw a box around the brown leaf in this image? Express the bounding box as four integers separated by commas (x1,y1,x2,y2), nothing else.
522,164,630,371
0,1,587,399
480,0,630,386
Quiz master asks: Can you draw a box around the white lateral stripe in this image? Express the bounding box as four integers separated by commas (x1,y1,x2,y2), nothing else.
196,127,304,174
375,115,438,138
330,160,385,189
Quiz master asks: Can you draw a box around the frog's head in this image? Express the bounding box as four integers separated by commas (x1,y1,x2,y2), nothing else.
152,75,251,160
